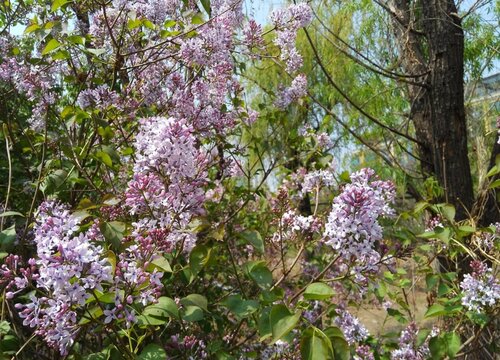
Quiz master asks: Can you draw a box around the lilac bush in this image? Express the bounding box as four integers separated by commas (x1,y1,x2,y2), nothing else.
0,0,498,359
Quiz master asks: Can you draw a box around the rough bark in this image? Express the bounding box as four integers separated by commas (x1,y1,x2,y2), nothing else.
390,0,475,221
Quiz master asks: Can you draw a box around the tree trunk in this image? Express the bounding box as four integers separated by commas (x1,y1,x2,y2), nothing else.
390,0,474,221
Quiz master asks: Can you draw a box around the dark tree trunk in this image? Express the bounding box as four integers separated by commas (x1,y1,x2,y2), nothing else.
390,0,475,221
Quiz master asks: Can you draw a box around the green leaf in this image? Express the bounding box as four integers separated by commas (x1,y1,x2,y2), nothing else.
414,201,430,213
182,305,204,322
192,13,205,25
488,179,500,189
51,0,68,12
138,344,167,360
269,304,301,343
240,230,264,253
223,295,259,319
457,225,475,234
41,169,68,195
258,307,272,340
100,221,125,249
79,306,103,325
387,308,407,323
67,35,85,45
200,0,211,16
189,244,211,276
149,255,172,272
245,261,273,289
429,332,461,359
42,38,61,55
435,227,451,244
95,151,113,167
0,321,11,335
143,297,178,320
486,164,499,177
440,204,456,222
300,327,334,360
426,274,439,290
424,304,446,318
24,23,41,34
323,327,350,360
0,225,16,252
303,282,335,300
0,211,24,218
87,48,106,56
180,294,208,312
136,314,167,326
429,336,445,359
466,311,489,327
443,332,461,358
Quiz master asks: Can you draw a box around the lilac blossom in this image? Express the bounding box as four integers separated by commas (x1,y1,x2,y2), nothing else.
275,73,308,108
334,309,369,345
324,168,396,263
15,201,112,355
0,58,56,131
270,3,312,73
390,323,437,360
460,261,500,313
301,167,336,194
131,116,207,223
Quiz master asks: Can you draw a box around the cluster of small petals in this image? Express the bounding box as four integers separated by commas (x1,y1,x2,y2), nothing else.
0,57,56,131
460,261,500,312
275,74,308,108
271,3,311,73
497,117,500,145
324,168,395,261
130,116,207,230
301,167,335,194
15,201,112,355
354,345,375,360
425,215,443,232
242,20,265,50
390,323,433,360
1,255,37,299
479,222,500,250
282,210,321,233
125,173,166,215
334,309,369,345
261,340,293,360
77,85,121,111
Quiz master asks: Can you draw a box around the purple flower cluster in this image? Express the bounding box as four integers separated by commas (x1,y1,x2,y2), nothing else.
324,168,395,264
0,58,56,131
275,74,308,108
334,309,369,345
300,167,336,194
270,3,312,73
390,323,438,360
1,255,37,299
460,260,500,313
14,201,112,355
77,85,122,111
126,116,207,252
425,215,443,232
281,210,321,234
354,345,374,360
